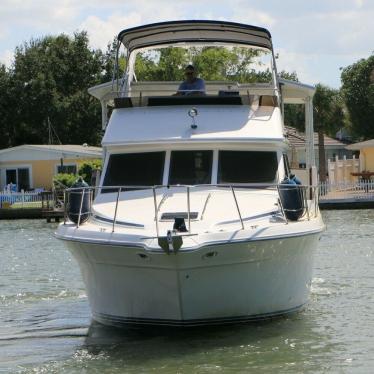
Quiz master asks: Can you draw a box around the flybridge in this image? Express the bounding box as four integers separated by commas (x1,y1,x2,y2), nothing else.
88,19,316,170
88,20,280,130
117,20,273,52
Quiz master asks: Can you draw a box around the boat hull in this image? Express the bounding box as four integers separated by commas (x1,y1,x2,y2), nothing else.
64,232,320,326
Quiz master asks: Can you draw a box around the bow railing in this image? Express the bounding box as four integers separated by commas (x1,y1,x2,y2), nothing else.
63,184,320,235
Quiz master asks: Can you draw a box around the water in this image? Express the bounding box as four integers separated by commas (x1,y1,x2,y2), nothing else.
1,211,374,373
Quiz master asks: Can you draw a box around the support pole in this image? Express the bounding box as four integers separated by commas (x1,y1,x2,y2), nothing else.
304,96,315,170
101,101,108,130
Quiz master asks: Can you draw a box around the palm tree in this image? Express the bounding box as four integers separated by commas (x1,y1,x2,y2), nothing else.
313,84,344,182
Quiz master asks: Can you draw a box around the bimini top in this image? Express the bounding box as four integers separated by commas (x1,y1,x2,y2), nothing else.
118,20,273,52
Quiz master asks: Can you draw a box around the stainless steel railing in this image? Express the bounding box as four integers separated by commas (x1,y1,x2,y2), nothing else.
64,184,320,235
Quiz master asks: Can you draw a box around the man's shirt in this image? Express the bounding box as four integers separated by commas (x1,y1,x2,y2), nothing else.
178,78,206,94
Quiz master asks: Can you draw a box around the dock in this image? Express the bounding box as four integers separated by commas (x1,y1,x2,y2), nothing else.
319,198,374,210
41,191,65,222
0,190,65,221
0,208,44,219
319,181,374,209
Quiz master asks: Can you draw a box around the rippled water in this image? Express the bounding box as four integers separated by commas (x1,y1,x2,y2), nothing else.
1,211,374,373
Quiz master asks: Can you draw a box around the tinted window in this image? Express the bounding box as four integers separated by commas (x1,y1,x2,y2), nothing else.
57,165,77,174
18,168,30,191
218,151,278,183
169,151,213,185
103,152,165,190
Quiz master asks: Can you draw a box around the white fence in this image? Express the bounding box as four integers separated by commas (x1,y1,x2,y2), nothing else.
0,191,43,208
319,181,374,201
327,155,360,184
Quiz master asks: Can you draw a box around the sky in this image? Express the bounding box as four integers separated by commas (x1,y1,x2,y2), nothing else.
0,0,373,88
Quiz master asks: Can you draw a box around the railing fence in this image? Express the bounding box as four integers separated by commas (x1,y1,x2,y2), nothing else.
319,180,374,200
0,191,43,208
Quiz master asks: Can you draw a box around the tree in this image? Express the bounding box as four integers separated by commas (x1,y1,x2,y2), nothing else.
281,73,345,180
78,159,103,185
341,54,374,139
0,64,18,148
9,32,105,146
134,46,273,83
313,84,343,181
53,173,78,188
193,47,240,81
135,47,189,81
280,71,306,132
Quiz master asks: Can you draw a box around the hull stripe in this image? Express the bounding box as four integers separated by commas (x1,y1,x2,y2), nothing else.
55,228,324,251
93,303,306,327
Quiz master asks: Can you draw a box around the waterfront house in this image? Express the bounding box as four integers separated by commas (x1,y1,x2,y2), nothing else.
285,126,352,169
319,139,374,206
346,139,374,173
0,145,102,192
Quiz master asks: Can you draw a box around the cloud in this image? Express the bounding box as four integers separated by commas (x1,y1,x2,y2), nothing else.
275,48,312,83
0,49,13,66
79,13,142,50
0,0,373,88
230,1,276,27
78,2,189,51
0,0,80,30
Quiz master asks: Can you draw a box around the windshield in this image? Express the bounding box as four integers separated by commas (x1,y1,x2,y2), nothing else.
102,152,165,191
133,45,273,84
218,151,278,184
168,150,213,185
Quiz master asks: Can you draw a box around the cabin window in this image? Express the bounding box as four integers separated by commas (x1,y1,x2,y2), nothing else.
57,164,77,174
218,151,278,183
5,168,30,191
169,151,213,185
102,152,165,191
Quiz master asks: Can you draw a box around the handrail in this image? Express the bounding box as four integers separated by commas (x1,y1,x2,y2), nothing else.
200,193,211,220
276,185,288,224
63,189,67,225
65,183,320,234
112,187,121,233
231,186,244,230
152,187,159,237
157,193,168,213
77,189,85,228
304,187,310,221
187,186,191,232
66,183,320,191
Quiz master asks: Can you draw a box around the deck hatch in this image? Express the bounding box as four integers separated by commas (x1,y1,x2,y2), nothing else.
160,212,199,220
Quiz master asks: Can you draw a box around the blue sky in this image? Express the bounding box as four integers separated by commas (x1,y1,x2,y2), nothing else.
1,0,373,88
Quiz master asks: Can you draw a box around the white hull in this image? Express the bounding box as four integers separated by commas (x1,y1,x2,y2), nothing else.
63,231,320,326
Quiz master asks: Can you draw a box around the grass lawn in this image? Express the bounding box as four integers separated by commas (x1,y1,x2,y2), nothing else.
1,200,53,209
10,201,43,209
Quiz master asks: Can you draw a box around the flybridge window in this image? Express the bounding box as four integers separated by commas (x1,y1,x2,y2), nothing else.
134,46,273,84
102,152,165,191
169,151,213,185
218,151,278,184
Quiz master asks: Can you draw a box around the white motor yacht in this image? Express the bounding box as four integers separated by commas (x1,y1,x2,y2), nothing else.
56,20,325,326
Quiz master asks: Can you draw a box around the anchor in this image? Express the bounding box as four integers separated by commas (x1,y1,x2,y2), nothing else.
158,230,183,254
